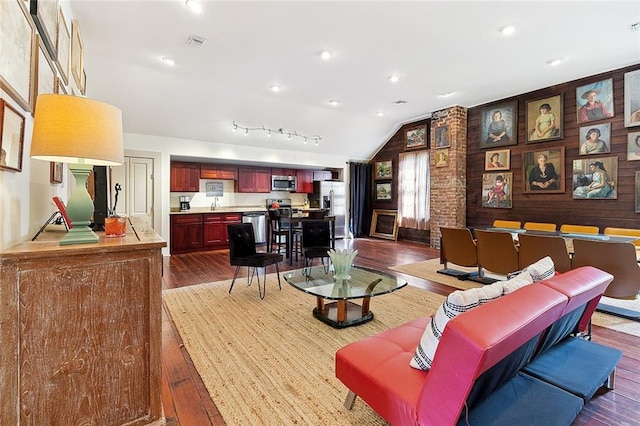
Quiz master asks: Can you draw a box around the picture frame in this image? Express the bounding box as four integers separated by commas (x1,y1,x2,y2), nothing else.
576,78,614,124
71,19,84,90
0,0,36,112
375,160,392,180
50,162,63,183
29,0,59,60
485,148,510,171
624,69,640,128
526,94,563,143
636,171,640,213
572,156,618,200
482,172,513,208
55,6,70,86
35,34,57,113
404,125,427,150
81,68,87,95
435,149,449,168
369,209,399,241
434,125,450,148
375,182,392,200
522,147,565,193
0,99,26,172
627,131,640,161
479,101,517,149
578,123,611,155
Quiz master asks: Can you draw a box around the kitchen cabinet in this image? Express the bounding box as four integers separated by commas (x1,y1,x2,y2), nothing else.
201,164,238,180
237,167,272,193
296,169,314,193
271,168,296,177
204,213,241,247
170,161,200,192
171,214,203,253
313,170,333,181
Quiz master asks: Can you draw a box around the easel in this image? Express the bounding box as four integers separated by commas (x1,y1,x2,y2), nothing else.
31,197,72,241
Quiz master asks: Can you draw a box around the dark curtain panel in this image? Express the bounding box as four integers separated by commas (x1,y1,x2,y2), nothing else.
349,162,373,238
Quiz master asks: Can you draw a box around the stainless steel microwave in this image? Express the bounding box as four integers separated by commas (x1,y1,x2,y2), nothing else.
271,175,297,191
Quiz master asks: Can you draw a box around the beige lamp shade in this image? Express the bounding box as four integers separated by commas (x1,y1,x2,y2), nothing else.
31,94,124,166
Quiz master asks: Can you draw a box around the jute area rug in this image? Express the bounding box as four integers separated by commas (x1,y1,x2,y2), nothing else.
163,276,445,425
390,258,640,337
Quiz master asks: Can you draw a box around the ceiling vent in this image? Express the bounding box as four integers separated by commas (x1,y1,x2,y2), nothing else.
392,100,408,105
630,21,640,32
186,34,207,48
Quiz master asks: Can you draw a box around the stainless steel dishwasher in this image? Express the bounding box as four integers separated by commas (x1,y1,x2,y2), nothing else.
242,212,266,244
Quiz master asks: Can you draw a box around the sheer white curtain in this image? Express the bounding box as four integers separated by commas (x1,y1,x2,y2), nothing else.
398,151,430,230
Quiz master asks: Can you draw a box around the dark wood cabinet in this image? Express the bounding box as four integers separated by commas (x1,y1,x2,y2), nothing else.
170,214,203,253
296,170,314,193
170,162,200,192
271,168,296,177
200,164,238,180
237,167,272,193
203,213,241,247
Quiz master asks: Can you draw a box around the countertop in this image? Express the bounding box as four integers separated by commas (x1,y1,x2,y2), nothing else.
169,206,324,214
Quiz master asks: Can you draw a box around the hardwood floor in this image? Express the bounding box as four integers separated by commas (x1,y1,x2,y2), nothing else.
160,238,640,426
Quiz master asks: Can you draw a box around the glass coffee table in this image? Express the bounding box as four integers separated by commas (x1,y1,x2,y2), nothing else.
283,265,407,328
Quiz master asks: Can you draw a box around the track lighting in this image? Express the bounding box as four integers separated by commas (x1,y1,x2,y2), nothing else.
232,121,321,145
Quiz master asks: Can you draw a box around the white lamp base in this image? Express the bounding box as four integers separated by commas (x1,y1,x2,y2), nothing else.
60,163,98,245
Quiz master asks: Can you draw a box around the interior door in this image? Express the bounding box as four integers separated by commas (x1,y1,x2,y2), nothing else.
110,156,154,226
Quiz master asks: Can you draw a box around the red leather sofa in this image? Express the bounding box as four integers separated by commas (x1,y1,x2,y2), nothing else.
335,267,622,425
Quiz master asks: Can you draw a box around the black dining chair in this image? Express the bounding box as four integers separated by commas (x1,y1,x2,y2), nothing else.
301,219,332,272
227,223,283,299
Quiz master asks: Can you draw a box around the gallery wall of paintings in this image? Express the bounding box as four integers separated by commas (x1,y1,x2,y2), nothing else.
467,64,640,231
0,0,86,178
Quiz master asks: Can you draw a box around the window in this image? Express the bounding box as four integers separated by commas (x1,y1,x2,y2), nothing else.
398,151,430,230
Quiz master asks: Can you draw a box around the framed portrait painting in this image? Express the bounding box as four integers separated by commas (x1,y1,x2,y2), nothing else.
482,172,513,208
627,131,640,161
435,149,449,168
50,162,63,183
625,69,640,128
375,160,392,179
405,125,427,150
576,78,614,124
572,156,618,200
375,182,392,200
578,123,611,155
526,94,563,143
434,125,450,148
0,99,26,172
479,101,517,149
522,147,565,193
485,148,510,171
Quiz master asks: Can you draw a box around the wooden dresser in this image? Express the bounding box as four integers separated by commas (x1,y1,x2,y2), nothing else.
0,222,166,425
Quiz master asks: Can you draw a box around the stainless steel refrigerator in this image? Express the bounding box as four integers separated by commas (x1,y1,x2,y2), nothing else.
311,181,346,238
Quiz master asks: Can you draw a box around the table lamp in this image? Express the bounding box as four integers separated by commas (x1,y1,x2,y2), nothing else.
31,94,124,245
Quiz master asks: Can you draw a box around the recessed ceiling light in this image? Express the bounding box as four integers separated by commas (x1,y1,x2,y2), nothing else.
388,74,400,83
320,50,332,60
328,100,340,106
438,92,454,98
546,58,564,66
185,0,203,14
499,25,515,36
161,57,175,66
270,85,281,92
376,111,385,117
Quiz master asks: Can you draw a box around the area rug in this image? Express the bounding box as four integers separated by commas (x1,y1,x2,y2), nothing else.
163,276,444,425
390,258,640,337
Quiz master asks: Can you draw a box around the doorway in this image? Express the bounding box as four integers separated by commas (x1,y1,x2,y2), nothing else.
110,156,154,227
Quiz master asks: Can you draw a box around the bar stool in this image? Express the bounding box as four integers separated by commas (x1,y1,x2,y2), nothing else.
267,209,289,255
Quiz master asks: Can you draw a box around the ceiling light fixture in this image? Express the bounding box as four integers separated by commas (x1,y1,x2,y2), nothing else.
232,121,321,145
185,0,203,14
499,25,515,36
546,58,564,66
328,100,340,106
388,74,400,83
320,50,332,60
161,57,175,66
438,92,454,98
270,85,281,92
392,100,407,105
376,111,384,117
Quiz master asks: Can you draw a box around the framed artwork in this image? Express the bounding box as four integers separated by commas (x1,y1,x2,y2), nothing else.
54,76,67,94
29,0,59,60
35,35,57,112
578,123,611,155
81,68,87,95
375,182,392,200
485,148,510,171
0,99,26,172
572,156,618,200
369,209,399,241
636,171,640,213
576,78,614,124
522,147,565,193
50,162,63,183
405,125,427,150
375,160,392,179
0,0,36,112
625,69,640,128
627,131,640,161
71,19,84,90
434,125,450,148
526,94,563,143
435,149,449,168
55,6,70,86
479,101,517,149
482,172,513,208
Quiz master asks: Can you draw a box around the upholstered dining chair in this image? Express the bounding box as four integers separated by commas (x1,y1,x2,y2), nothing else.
560,224,599,235
523,222,557,232
492,219,522,229
227,223,283,299
474,229,520,281
517,233,572,273
301,219,332,272
572,238,640,321
438,227,480,280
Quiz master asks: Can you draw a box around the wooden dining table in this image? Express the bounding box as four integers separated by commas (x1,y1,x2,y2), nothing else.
280,215,336,265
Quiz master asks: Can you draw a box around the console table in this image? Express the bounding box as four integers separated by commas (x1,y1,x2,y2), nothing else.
0,221,166,425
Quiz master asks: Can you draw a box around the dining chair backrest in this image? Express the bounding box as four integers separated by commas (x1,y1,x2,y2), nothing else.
604,227,640,247
523,222,557,232
572,239,640,300
560,224,599,235
517,233,572,273
307,209,328,219
474,229,520,276
492,220,521,229
301,220,331,251
440,227,477,268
